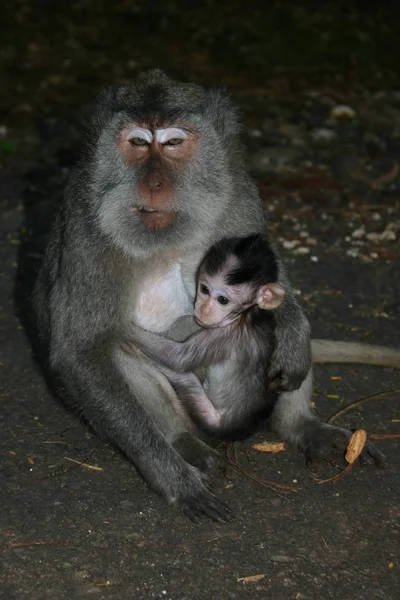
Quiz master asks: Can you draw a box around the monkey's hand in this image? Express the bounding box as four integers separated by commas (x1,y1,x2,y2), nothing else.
268,355,309,392
267,306,312,392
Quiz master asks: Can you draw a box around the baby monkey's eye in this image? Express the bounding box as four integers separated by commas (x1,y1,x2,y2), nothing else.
200,284,209,295
217,296,229,306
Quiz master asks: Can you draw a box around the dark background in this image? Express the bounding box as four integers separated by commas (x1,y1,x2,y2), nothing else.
1,2,399,599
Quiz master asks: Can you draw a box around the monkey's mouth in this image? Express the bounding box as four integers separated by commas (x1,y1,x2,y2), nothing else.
194,316,207,327
194,316,220,329
136,205,159,214
132,205,177,229
195,315,237,329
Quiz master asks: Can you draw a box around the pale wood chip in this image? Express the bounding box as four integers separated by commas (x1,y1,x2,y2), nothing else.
238,574,266,583
252,441,287,453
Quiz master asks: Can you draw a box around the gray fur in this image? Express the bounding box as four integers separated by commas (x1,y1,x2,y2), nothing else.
127,307,276,437
312,340,400,369
34,70,383,522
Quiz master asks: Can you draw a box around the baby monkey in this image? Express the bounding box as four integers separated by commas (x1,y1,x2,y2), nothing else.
129,234,285,437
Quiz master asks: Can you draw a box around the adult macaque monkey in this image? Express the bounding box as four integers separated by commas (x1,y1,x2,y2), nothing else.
34,70,391,522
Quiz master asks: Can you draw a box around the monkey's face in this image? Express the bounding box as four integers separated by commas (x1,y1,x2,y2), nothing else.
194,275,253,328
118,125,198,231
91,73,236,257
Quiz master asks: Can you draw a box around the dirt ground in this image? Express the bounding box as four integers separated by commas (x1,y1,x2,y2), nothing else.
1,2,399,599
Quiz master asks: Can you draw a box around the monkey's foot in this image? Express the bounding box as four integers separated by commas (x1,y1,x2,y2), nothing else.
173,432,227,475
299,421,385,468
170,467,232,523
168,444,232,522
177,487,233,523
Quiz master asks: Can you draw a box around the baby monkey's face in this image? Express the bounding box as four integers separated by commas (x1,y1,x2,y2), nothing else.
194,269,254,328
194,265,286,328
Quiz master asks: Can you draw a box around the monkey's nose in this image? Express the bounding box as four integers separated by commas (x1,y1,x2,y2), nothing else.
145,177,163,191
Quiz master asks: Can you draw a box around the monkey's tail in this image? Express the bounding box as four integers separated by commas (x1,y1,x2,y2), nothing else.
311,339,400,369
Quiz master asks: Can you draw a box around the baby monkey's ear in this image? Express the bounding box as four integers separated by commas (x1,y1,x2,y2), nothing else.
257,283,285,310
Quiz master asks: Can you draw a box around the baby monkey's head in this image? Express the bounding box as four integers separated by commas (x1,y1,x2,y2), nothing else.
195,234,285,328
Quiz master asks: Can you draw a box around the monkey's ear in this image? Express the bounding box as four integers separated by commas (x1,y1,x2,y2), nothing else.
257,283,285,310
204,87,241,143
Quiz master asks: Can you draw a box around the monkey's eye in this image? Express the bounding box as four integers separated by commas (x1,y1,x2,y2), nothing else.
130,137,148,146
164,138,184,146
217,296,229,306
200,284,209,295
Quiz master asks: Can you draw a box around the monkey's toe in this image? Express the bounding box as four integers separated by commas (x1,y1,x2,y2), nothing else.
361,440,385,468
178,489,233,523
173,432,226,475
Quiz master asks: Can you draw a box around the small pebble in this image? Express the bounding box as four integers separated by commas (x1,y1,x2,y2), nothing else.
310,128,336,143
282,240,300,250
249,128,262,138
351,226,365,239
295,246,310,255
330,104,356,121
367,229,396,242
270,555,293,563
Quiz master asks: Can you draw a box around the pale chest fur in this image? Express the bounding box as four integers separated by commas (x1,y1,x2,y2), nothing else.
130,261,195,333
204,351,238,390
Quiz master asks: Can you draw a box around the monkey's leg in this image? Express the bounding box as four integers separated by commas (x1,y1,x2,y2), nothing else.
263,243,312,392
270,368,385,466
173,432,227,475
160,366,224,431
58,343,231,523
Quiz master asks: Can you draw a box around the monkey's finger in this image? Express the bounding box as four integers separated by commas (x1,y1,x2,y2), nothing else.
330,430,385,468
267,378,281,391
360,441,385,468
179,491,233,523
267,368,305,392
267,366,280,380
279,372,306,392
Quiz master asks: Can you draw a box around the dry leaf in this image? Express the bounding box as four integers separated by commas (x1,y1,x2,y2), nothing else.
252,441,287,453
345,429,367,464
238,574,266,583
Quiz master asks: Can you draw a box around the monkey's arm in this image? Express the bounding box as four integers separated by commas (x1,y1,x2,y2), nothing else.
267,263,312,391
127,324,233,372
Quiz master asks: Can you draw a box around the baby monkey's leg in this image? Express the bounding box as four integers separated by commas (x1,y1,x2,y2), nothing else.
160,366,222,430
